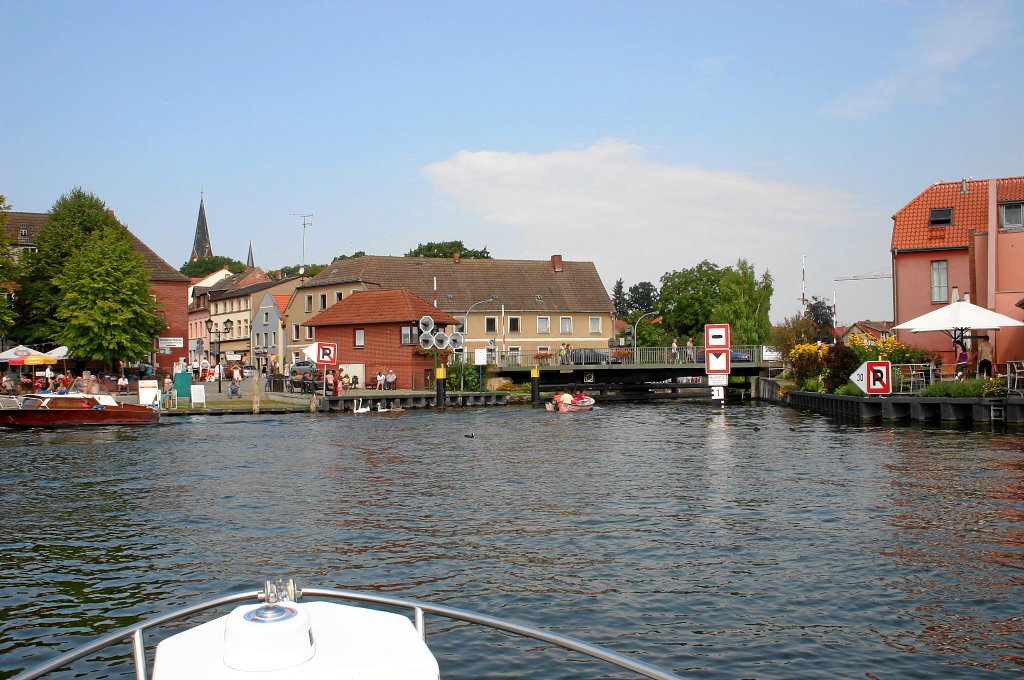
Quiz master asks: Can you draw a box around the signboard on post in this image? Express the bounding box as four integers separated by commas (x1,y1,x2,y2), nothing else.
704,348,731,374
850,360,892,395
704,324,730,349
302,342,338,365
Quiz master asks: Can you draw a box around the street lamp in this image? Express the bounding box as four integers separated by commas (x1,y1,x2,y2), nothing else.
632,311,658,362
460,294,496,392
205,318,223,393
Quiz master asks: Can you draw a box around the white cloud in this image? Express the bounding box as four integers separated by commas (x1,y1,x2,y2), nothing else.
830,2,1005,118
424,140,889,323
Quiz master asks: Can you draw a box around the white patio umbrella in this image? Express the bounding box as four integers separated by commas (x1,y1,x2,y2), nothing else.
45,346,71,359
0,344,50,362
893,300,1024,348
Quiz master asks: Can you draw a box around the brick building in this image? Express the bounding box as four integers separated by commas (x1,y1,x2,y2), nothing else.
306,288,458,390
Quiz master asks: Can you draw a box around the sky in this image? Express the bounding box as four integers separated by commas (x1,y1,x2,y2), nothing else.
3,1,1022,325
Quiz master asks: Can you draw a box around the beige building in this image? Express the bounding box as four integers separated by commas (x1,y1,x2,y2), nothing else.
282,254,615,367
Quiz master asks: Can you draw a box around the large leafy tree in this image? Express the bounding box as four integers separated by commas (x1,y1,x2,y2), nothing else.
0,195,17,335
611,278,628,317
805,296,835,342
659,260,725,340
54,224,161,364
180,256,245,278
627,281,658,314
771,313,818,359
405,241,491,259
711,259,773,345
19,188,124,343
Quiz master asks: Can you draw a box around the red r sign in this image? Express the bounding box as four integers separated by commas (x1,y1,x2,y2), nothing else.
316,343,337,365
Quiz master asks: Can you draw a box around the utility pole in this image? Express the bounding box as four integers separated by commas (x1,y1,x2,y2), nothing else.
291,213,313,272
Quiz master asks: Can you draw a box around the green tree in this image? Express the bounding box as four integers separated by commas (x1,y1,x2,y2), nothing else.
710,259,773,345
274,263,328,278
659,260,725,340
54,224,162,365
623,310,671,347
805,296,835,342
180,256,245,278
611,278,628,317
627,281,658,314
0,195,17,335
405,241,491,259
771,313,817,359
19,188,123,343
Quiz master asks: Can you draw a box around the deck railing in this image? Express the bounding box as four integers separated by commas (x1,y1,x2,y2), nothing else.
486,345,764,368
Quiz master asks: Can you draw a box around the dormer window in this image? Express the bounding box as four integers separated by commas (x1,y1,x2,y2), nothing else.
929,208,953,227
19,229,28,237
1000,203,1023,231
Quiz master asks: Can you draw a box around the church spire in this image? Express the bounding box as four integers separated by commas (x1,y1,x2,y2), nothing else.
190,194,214,261
246,240,255,268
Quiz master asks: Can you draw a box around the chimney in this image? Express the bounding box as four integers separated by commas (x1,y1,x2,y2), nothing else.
551,254,564,272
453,253,460,264
961,178,969,194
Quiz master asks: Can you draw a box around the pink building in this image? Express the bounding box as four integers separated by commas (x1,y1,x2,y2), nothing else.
892,177,1024,367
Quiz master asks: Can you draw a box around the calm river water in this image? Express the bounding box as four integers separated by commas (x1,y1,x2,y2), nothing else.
1,401,1022,679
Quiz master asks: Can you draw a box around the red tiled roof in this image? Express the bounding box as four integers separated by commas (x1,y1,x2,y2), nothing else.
273,294,290,316
307,288,460,326
891,177,1024,251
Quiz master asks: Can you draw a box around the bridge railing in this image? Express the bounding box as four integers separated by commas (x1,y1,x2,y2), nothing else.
491,345,764,367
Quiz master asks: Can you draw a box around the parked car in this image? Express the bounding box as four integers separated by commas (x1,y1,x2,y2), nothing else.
695,349,752,362
289,360,320,377
242,365,257,378
568,348,622,365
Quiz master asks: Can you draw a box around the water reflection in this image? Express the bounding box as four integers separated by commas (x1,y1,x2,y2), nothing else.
0,404,1021,679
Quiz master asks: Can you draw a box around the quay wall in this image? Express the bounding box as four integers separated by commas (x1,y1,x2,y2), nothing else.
758,378,1024,426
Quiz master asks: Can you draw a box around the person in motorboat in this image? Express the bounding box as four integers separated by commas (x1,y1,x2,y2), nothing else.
573,390,587,404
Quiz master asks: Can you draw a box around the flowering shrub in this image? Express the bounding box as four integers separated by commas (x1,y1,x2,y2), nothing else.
847,333,924,364
788,343,826,385
612,349,634,359
533,352,552,360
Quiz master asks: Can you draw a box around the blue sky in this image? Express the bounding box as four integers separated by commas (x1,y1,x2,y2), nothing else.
3,1,1021,324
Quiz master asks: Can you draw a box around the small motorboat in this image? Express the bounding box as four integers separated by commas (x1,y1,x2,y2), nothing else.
14,578,682,679
545,396,596,412
0,377,159,428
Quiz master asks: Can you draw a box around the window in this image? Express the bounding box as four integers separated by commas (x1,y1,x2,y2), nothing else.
263,311,269,324
929,208,953,227
537,345,550,354
560,316,573,333
1000,203,1023,231
305,326,314,340
272,331,277,346
508,316,521,333
19,229,28,237
931,260,948,303
485,316,497,333
401,326,421,345
537,316,550,333
335,291,343,303
354,329,365,347
319,293,327,310
589,317,601,334
291,323,300,341
455,316,467,333
305,295,313,313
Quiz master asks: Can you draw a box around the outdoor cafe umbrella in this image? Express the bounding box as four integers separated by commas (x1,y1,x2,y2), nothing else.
0,345,54,365
893,299,1024,348
8,354,57,366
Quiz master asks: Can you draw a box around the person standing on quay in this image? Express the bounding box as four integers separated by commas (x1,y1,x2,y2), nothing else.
671,338,679,363
977,335,993,378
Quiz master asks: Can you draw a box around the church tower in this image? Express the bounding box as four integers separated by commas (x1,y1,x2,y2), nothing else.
190,195,214,261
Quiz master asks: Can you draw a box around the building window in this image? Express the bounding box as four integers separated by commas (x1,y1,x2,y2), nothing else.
305,295,313,313
305,326,314,340
931,260,948,303
508,316,521,333
560,316,572,333
589,317,601,334
537,316,550,334
537,345,550,354
263,311,269,324
929,208,953,227
401,326,421,345
1000,203,1023,231
319,293,327,310
455,316,467,333
19,229,28,237
272,331,277,345
485,316,497,333
335,291,343,303
355,329,365,347
292,323,300,341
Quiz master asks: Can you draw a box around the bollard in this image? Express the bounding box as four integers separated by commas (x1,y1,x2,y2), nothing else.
435,365,447,409
530,366,540,405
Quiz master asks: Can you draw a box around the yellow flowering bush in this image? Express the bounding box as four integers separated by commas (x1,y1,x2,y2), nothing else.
788,343,826,385
847,333,923,364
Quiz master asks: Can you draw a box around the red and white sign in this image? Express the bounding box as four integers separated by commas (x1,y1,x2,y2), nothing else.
303,342,338,365
705,349,731,374
704,324,730,349
850,360,891,395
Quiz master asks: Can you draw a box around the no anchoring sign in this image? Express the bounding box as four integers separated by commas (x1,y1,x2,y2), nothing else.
850,360,891,395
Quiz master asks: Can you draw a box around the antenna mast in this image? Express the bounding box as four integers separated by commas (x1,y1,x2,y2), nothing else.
291,213,313,271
